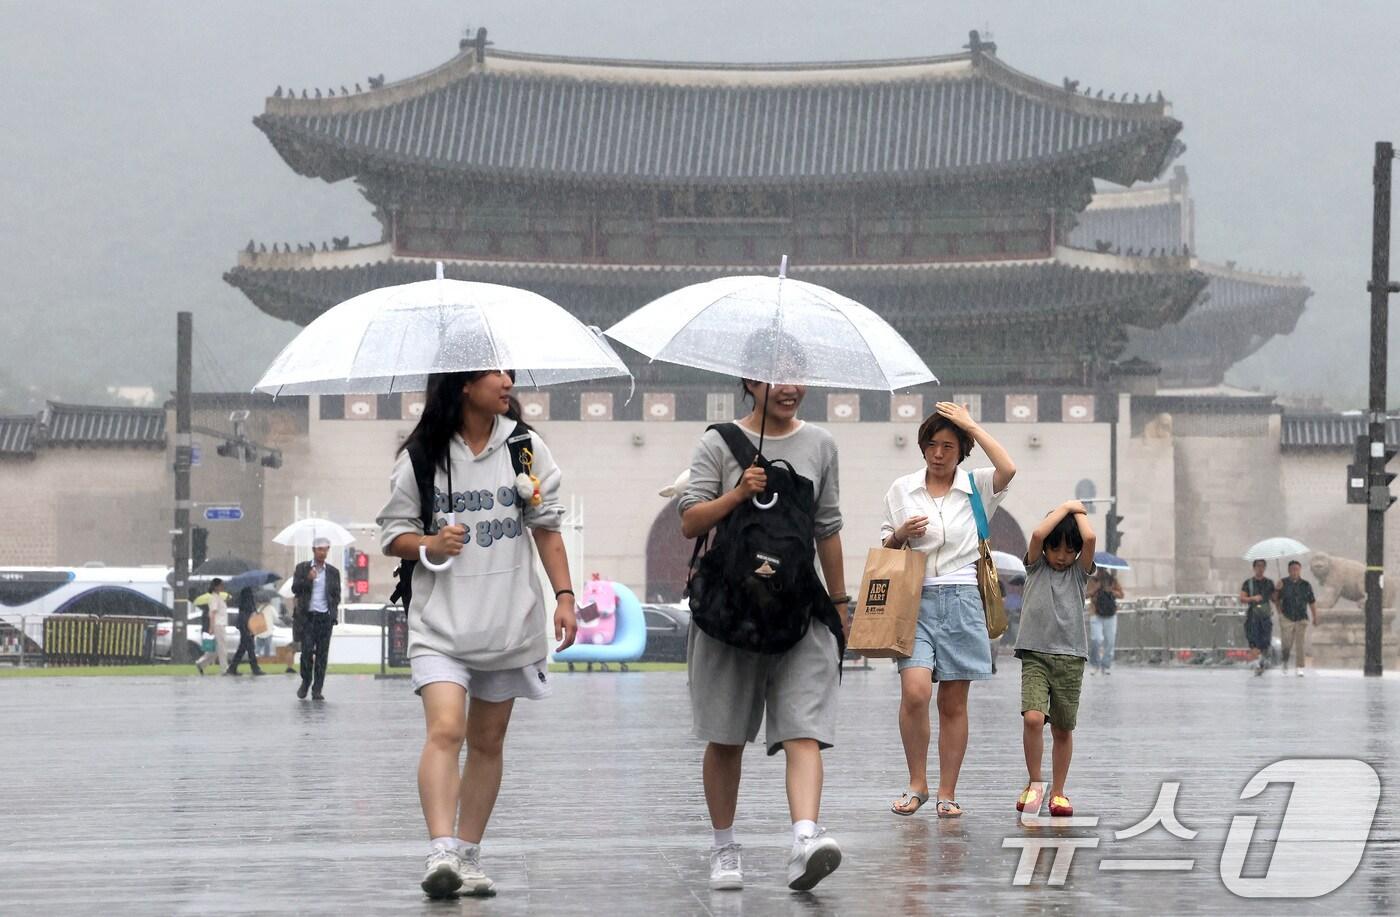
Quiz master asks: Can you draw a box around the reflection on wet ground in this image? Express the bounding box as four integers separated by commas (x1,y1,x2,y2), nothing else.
2,663,1397,914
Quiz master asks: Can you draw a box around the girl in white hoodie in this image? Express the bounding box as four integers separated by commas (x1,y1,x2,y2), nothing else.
378,369,578,899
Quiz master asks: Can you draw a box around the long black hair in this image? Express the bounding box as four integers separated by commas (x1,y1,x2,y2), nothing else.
397,370,526,472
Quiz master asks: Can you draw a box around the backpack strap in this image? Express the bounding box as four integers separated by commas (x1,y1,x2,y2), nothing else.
391,442,436,607
405,441,437,535
709,423,759,475
505,421,533,477
967,471,990,542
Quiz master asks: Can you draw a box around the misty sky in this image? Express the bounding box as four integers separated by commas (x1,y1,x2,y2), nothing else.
2,0,1397,409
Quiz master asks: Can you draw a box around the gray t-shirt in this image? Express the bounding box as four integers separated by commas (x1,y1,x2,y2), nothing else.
1014,556,1092,659
677,422,842,539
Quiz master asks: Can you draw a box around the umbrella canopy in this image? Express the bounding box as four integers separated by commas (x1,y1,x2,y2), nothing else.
605,262,936,391
224,570,279,594
191,556,256,577
273,518,356,548
1243,538,1310,561
254,267,632,395
1094,551,1131,571
991,551,1026,576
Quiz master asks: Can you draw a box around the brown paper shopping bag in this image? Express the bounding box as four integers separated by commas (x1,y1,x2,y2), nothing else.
847,546,927,658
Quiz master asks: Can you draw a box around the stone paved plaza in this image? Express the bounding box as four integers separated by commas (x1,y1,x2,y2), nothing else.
3,661,1399,915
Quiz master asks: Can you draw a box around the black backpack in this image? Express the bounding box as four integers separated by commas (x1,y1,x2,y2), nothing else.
686,423,843,657
390,421,534,609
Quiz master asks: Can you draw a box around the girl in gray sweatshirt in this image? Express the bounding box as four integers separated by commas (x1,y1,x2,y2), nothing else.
377,369,577,899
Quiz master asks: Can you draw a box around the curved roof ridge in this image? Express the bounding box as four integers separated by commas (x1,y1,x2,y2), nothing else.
264,42,1173,119
1197,259,1309,286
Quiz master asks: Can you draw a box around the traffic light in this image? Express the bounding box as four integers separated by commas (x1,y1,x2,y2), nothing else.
216,440,238,458
1350,434,1399,510
260,450,282,469
191,526,209,568
1375,443,1399,511
1104,512,1124,554
347,549,370,596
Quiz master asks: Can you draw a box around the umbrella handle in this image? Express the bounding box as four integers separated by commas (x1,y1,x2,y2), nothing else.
418,513,456,571
752,492,779,510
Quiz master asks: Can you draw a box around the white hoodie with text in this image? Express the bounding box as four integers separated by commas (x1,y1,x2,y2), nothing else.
376,417,563,669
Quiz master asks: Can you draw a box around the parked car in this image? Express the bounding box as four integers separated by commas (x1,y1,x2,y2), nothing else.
640,602,690,663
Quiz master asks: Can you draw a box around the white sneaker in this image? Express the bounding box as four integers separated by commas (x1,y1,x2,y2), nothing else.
420,846,463,899
1297,669,1306,677
787,828,842,891
457,845,496,897
708,842,743,890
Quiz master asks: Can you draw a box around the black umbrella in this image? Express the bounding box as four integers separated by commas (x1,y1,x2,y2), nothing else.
192,556,257,577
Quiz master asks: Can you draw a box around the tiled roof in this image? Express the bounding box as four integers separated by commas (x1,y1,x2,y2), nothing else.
1281,413,1400,449
224,247,1208,332
0,415,37,455
1070,197,1185,253
257,48,1181,187
43,403,165,448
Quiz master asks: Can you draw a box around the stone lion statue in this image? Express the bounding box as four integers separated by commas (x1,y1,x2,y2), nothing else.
1309,553,1384,608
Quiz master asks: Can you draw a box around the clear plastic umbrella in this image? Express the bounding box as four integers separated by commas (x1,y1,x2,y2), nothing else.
254,263,632,572
605,257,936,392
273,518,356,549
254,264,631,396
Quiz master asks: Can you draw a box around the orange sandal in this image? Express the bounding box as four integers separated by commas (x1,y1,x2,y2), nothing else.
1048,794,1074,817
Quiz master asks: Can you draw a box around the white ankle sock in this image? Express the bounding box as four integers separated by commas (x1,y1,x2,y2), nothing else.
458,839,479,854
792,819,818,843
712,827,735,848
430,836,456,851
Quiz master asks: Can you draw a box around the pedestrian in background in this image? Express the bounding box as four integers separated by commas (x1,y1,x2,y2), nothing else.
1239,559,1276,676
1276,559,1319,676
1086,570,1123,675
291,537,340,699
195,578,229,675
226,585,265,676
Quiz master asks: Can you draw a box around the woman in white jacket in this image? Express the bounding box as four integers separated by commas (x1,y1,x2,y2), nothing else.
378,369,577,899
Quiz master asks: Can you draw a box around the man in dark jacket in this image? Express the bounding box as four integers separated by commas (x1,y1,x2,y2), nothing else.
291,538,340,700
226,585,265,675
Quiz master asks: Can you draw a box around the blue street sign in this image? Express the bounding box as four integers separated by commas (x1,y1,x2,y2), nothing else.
204,506,243,521
190,443,202,466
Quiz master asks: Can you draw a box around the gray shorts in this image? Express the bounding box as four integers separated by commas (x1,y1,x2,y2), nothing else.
687,622,839,756
410,653,552,703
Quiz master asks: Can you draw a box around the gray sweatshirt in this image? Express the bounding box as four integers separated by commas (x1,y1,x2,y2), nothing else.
678,422,842,539
376,418,564,669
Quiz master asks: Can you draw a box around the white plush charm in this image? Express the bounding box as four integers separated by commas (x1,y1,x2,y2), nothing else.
515,473,535,501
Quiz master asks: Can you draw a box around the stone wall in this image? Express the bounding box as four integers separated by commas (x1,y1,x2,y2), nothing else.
0,449,167,566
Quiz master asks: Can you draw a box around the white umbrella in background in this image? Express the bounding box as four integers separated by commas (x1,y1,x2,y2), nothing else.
1243,536,1311,580
254,263,632,572
992,551,1026,577
273,518,356,549
1243,537,1310,561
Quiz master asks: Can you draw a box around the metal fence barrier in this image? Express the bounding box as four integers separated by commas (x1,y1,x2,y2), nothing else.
40,615,161,666
1110,595,1251,665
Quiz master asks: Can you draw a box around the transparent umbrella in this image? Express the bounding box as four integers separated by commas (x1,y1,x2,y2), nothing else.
605,257,936,394
254,263,632,572
254,264,631,396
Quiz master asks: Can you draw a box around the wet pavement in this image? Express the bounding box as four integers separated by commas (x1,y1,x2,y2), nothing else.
3,661,1399,915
